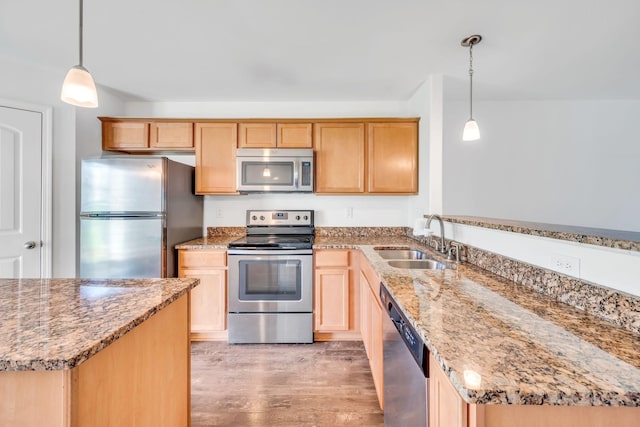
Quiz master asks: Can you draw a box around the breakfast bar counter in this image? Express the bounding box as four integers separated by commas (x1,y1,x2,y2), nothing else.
314,235,640,425
0,277,198,427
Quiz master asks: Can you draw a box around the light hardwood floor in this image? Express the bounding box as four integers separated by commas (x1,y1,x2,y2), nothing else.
191,341,384,426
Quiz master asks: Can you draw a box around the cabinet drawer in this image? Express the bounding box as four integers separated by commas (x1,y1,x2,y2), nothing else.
179,250,226,268
315,250,350,267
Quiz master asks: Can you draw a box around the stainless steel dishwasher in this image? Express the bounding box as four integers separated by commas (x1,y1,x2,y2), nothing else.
381,284,429,426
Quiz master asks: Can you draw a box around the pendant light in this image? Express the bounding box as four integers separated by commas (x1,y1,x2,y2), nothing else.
61,0,98,108
461,35,482,141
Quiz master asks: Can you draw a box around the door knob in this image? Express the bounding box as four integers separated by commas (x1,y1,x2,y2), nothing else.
24,241,37,250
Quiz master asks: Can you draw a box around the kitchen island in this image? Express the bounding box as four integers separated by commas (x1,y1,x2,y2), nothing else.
0,277,198,427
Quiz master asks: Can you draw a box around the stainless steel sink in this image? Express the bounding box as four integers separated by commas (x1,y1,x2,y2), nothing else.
376,249,429,260
387,260,448,270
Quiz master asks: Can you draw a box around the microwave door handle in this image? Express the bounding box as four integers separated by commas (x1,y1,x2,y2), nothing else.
293,159,299,190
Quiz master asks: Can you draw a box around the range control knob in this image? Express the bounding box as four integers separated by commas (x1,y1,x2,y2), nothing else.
252,215,257,220
296,215,301,220
303,215,309,220
260,215,265,220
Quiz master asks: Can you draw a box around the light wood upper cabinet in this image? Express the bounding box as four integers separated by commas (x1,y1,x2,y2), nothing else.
367,122,418,193
102,121,150,150
195,123,238,194
277,123,313,148
238,122,313,148
238,123,277,148
314,123,366,193
314,120,418,194
178,249,228,341
101,119,194,151
150,122,194,149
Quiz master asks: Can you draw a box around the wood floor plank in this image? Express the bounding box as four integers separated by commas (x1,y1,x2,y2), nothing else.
191,341,383,426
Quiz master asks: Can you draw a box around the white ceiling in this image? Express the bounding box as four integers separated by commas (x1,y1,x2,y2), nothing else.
2,0,639,102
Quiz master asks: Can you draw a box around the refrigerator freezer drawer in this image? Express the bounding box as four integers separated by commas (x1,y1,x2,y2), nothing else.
80,217,164,278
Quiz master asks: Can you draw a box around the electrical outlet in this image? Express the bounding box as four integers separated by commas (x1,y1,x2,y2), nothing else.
346,207,353,218
550,254,580,277
215,208,223,218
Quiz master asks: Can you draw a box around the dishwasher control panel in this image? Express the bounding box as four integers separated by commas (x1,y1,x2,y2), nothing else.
380,283,428,375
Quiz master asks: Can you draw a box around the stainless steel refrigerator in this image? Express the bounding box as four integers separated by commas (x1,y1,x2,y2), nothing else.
80,157,203,278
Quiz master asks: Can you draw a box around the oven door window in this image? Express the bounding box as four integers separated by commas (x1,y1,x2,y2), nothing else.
241,161,294,187
238,259,302,300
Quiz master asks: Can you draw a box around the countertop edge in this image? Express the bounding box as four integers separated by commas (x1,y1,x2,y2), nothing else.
2,279,199,372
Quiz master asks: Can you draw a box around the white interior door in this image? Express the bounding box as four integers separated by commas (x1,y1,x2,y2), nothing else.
0,106,42,278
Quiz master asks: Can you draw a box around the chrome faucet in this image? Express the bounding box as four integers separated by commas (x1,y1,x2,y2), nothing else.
426,214,447,254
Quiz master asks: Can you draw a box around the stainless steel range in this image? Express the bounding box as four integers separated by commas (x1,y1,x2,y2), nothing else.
227,210,314,344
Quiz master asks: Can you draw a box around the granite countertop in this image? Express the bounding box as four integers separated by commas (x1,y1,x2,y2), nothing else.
314,237,640,407
0,278,199,371
176,235,240,249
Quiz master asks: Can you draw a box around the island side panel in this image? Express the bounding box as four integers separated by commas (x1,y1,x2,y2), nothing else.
71,294,190,427
0,370,71,427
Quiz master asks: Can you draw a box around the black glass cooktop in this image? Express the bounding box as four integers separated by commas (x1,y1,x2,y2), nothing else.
228,234,314,249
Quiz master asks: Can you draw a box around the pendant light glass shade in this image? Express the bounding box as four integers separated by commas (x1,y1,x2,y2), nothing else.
462,119,480,141
61,0,98,108
61,65,98,107
461,35,482,141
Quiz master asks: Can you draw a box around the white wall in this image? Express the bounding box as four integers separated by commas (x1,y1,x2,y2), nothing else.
0,55,76,276
125,100,422,228
426,220,640,297
442,87,640,232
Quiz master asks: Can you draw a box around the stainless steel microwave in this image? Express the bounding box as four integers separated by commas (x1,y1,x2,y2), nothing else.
236,148,314,193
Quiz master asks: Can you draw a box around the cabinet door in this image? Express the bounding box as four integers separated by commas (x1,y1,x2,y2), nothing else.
238,123,277,148
277,123,312,148
150,122,194,149
359,270,372,359
314,268,350,331
314,123,365,193
367,122,418,193
429,353,468,427
370,288,384,408
181,268,227,333
195,123,238,194
103,121,149,150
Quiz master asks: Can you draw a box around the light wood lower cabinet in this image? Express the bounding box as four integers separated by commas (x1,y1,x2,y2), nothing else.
429,353,468,427
313,250,360,341
359,252,384,409
178,249,228,341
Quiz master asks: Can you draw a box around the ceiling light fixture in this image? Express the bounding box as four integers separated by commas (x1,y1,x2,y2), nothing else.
61,0,98,108
461,34,482,141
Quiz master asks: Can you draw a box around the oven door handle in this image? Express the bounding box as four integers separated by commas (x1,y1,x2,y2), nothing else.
228,249,313,256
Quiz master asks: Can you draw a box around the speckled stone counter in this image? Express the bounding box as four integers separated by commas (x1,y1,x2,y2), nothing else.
315,237,640,407
443,215,640,252
0,278,198,371
176,235,239,250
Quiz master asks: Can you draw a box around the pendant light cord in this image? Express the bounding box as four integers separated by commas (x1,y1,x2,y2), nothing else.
468,43,474,120
78,0,83,66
